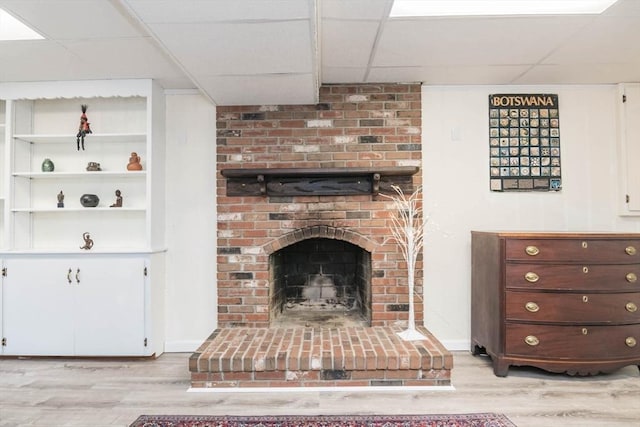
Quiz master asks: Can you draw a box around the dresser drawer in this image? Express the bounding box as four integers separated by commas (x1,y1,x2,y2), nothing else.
505,323,640,359
505,264,640,291
506,239,640,263
506,291,640,323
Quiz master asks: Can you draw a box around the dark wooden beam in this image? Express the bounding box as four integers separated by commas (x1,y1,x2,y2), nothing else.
221,167,419,197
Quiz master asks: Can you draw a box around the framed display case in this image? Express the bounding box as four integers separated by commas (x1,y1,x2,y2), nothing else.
489,94,562,192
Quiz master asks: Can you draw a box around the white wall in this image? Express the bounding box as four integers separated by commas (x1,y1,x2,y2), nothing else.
164,91,218,352
422,85,640,350
160,84,640,353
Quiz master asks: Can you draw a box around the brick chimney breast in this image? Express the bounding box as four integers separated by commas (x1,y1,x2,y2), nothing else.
216,83,422,328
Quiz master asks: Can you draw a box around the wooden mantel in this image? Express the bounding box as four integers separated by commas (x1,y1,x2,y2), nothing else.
221,166,419,197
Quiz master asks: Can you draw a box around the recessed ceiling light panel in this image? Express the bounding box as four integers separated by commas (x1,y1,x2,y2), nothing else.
389,0,620,17
0,9,44,41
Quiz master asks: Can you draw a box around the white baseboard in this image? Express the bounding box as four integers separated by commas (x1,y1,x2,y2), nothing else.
163,340,203,353
440,339,470,352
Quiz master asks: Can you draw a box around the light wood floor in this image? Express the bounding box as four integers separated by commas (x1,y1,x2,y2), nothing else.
1,351,638,427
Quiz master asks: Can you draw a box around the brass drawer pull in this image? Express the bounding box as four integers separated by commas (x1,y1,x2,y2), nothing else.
626,302,638,313
626,273,637,283
582,328,588,335
524,335,539,346
525,245,539,256
626,246,637,256
525,272,539,283
582,295,589,303
626,337,637,348
583,266,589,274
525,302,539,312
582,241,588,249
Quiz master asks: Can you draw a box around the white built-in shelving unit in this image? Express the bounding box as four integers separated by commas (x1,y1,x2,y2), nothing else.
0,99,6,249
0,80,165,356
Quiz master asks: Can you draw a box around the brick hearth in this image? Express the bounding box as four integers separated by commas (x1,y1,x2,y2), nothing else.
190,326,452,388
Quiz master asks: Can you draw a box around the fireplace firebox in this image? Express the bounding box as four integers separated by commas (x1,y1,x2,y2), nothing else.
270,238,371,327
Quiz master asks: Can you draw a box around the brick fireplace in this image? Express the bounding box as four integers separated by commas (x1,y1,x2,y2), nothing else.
215,83,424,328
189,83,453,388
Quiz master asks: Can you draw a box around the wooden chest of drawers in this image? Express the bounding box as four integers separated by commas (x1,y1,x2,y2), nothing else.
471,231,640,376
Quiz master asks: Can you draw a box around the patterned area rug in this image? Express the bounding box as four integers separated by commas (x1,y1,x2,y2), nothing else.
129,413,516,427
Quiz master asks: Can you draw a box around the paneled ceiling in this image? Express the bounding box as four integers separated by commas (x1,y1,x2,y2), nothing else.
0,0,639,106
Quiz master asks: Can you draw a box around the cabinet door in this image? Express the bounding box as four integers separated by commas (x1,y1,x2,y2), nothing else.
73,256,146,356
2,257,75,355
619,83,640,214
0,259,3,353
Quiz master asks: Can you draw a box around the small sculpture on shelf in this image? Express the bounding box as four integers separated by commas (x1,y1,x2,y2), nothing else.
127,152,143,171
57,191,64,208
80,193,100,208
76,104,92,151
41,158,54,172
110,189,123,207
86,161,101,171
80,232,94,250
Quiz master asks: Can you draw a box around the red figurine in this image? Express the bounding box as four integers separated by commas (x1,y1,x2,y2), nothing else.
76,104,92,150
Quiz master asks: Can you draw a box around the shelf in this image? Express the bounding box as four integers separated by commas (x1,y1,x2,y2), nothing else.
11,207,145,213
1,81,162,255
221,166,420,196
12,171,146,179
13,133,146,144
221,166,419,178
0,248,166,255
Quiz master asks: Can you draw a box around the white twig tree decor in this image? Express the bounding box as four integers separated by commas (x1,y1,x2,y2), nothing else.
383,185,427,341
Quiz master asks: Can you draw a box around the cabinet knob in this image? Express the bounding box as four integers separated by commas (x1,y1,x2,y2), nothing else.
525,246,539,256
524,335,539,346
626,302,638,313
626,337,637,348
582,328,589,335
582,266,589,274
582,295,589,303
626,273,637,283
525,272,539,283
626,246,637,256
525,302,539,312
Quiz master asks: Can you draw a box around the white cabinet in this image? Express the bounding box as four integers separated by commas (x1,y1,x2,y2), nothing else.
1,255,148,356
1,98,6,249
0,80,165,356
618,83,640,215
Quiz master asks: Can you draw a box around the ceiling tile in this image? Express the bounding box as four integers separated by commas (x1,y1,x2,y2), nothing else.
322,20,378,67
321,0,391,20
0,40,86,81
514,64,640,85
125,0,312,23
199,73,317,105
543,17,640,64
374,16,592,67
322,67,368,83
63,37,186,80
0,0,141,39
148,20,313,75
367,65,532,85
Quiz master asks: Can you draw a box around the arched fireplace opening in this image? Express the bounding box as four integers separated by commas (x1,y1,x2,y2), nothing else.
269,238,371,327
